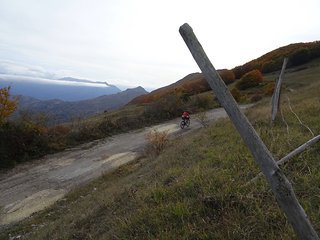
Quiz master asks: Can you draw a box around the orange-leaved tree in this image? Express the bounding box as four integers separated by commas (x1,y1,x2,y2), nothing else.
235,69,263,90
218,69,236,85
0,86,17,124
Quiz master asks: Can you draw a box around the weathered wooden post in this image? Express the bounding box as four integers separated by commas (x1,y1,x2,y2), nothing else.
179,23,319,239
277,134,320,166
271,58,288,122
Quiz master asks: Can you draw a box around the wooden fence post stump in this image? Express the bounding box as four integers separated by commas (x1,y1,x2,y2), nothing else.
179,23,319,240
271,57,288,122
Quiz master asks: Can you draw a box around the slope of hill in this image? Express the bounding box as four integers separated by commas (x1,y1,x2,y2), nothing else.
232,41,320,78
15,86,148,124
2,58,319,239
130,41,319,106
0,75,121,101
129,73,210,105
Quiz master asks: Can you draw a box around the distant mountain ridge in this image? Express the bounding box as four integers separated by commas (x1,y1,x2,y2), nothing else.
15,86,148,124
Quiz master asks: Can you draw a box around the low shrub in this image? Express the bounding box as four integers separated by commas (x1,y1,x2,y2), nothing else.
145,129,169,156
194,110,209,127
263,82,276,96
47,125,71,150
289,48,310,66
0,121,50,168
97,116,117,135
235,69,263,90
190,94,213,110
261,58,283,73
250,94,263,103
218,69,236,85
231,88,241,102
68,123,92,143
144,95,185,121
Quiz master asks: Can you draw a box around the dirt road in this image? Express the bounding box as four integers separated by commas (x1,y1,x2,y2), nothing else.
0,106,251,226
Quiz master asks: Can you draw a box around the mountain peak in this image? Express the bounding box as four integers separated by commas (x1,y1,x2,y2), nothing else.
124,86,148,92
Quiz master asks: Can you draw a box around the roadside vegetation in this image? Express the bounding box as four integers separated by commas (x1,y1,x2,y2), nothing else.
1,54,320,170
0,87,219,169
1,55,320,239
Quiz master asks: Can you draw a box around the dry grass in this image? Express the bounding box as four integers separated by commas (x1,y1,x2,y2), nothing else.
1,59,320,240
194,111,209,127
145,129,170,156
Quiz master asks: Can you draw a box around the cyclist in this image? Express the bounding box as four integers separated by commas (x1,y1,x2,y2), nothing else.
180,111,191,129
181,111,190,121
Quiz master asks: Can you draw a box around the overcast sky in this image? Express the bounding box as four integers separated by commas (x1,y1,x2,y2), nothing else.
0,0,319,90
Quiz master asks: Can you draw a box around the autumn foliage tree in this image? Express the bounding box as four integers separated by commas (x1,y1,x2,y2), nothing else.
0,87,17,124
218,69,235,85
235,69,263,90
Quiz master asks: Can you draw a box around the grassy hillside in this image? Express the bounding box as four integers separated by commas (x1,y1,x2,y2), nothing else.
129,69,235,105
130,41,320,107
232,41,320,79
130,41,320,104
129,73,210,104
2,58,320,239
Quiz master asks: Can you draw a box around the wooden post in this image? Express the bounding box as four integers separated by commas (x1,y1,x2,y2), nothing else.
277,134,320,166
179,23,319,240
271,58,288,122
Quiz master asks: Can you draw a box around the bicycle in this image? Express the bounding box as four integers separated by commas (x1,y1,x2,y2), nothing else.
180,118,190,129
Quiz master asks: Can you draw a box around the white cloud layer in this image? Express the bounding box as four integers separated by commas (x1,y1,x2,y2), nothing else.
0,74,110,87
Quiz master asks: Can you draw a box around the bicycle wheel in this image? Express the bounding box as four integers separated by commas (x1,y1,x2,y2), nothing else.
180,120,185,129
186,119,190,127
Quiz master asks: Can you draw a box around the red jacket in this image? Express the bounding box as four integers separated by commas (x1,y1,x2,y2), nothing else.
182,111,190,119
